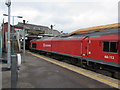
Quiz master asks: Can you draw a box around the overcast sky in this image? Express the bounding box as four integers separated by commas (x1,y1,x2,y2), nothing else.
0,0,119,33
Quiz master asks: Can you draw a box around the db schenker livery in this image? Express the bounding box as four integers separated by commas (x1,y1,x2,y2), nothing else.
30,29,120,68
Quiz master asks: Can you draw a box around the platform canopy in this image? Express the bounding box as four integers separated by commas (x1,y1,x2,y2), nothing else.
69,23,120,35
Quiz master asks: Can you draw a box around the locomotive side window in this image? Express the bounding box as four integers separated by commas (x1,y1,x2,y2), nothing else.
103,41,118,53
110,42,117,52
32,43,36,48
103,42,109,52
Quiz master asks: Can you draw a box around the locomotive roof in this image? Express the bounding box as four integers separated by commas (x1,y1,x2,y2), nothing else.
33,29,119,41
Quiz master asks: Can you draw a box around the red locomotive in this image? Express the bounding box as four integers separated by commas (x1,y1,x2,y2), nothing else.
30,29,120,78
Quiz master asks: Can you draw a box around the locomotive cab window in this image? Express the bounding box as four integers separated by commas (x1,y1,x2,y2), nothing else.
32,43,36,48
103,41,118,53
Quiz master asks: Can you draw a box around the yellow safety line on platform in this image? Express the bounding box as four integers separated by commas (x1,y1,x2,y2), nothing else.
28,52,120,88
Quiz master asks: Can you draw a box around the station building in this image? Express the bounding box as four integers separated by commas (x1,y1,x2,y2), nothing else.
14,22,60,37
1,22,61,51
2,22,60,39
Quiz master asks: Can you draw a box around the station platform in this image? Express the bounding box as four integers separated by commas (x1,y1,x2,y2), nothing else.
1,51,120,89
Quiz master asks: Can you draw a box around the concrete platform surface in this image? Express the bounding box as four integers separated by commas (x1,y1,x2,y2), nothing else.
2,52,116,88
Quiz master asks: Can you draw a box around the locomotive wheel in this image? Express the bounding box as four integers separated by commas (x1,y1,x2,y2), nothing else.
70,58,78,65
113,71,120,79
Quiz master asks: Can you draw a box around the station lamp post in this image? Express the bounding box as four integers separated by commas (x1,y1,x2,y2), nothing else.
23,20,26,63
5,0,11,68
2,18,5,53
3,14,23,55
